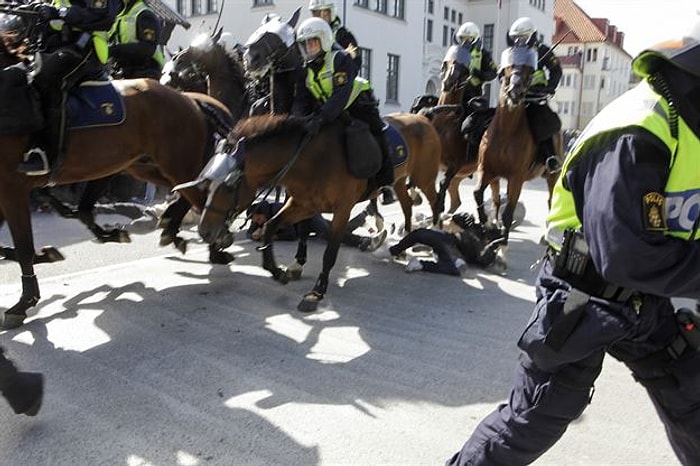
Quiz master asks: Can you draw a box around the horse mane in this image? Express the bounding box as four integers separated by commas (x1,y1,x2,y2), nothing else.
232,114,305,143
219,46,247,92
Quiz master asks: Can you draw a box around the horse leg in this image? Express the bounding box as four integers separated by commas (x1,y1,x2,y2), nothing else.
259,208,298,285
447,175,463,214
473,171,490,225
77,178,131,243
158,196,193,254
284,219,310,281
298,205,352,313
393,176,413,233
436,166,457,219
0,190,40,329
364,198,384,232
0,212,63,263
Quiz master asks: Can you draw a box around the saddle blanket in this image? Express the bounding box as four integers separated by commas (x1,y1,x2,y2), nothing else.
67,81,126,130
382,120,408,167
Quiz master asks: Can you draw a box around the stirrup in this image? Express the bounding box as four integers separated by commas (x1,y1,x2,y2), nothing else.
545,156,561,174
17,148,49,176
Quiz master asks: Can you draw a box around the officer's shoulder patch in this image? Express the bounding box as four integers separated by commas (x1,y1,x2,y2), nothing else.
333,72,348,86
643,191,667,231
143,28,156,41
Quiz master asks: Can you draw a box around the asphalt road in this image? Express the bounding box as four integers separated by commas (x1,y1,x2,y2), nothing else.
0,179,680,465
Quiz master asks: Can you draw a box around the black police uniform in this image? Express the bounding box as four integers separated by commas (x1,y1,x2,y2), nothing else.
109,0,163,79
447,59,700,466
293,47,393,188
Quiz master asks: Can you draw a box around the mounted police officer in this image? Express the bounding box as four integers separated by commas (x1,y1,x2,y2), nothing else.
507,16,562,174
442,21,497,113
16,0,120,176
108,0,164,79
447,16,700,466
292,17,393,190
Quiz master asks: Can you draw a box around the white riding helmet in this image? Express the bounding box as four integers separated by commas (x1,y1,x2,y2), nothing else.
297,17,333,62
508,17,536,43
308,0,336,19
456,22,480,46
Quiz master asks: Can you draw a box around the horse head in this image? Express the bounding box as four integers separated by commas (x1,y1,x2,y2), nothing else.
174,138,255,250
161,30,245,92
498,41,537,108
243,7,302,78
439,45,471,103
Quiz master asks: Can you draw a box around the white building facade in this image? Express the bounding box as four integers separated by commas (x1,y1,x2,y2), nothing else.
162,0,571,113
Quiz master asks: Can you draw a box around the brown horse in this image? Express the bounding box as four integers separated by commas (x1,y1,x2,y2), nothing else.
418,51,489,214
472,42,561,268
0,75,235,328
191,113,441,312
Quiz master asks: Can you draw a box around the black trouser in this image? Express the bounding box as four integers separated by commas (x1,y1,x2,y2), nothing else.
31,46,105,158
307,210,368,247
389,228,460,276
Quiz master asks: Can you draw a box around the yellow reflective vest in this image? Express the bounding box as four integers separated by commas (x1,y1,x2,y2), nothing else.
305,50,370,108
546,79,700,248
109,0,165,68
52,0,109,64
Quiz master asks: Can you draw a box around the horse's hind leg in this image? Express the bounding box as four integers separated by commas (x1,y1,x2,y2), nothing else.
436,166,457,218
393,176,414,233
473,170,491,225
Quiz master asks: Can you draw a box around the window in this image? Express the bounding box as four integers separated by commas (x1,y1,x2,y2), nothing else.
483,23,494,52
176,0,185,14
191,0,201,15
359,48,371,80
442,25,448,47
450,27,455,44
355,0,403,19
458,13,462,24
386,54,400,103
562,101,569,115
443,6,448,20
450,9,455,23
427,0,433,14
206,0,218,13
253,0,273,5
426,19,433,43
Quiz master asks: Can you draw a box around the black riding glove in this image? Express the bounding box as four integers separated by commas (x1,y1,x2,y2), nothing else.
304,116,323,136
37,5,59,20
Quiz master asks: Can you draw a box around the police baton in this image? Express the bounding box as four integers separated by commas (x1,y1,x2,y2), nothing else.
537,29,574,66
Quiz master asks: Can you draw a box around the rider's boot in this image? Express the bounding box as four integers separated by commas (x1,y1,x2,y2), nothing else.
538,137,561,174
17,106,63,176
375,137,394,188
0,349,44,416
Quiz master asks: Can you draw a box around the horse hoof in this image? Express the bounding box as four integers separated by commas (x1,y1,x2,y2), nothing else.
40,246,65,262
159,234,174,247
297,294,321,313
210,250,235,264
272,268,290,285
285,262,303,281
117,230,131,243
173,237,187,254
2,313,26,330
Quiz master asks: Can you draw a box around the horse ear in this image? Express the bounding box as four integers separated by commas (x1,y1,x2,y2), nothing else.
212,27,223,43
288,6,302,28
526,32,537,48
506,33,514,47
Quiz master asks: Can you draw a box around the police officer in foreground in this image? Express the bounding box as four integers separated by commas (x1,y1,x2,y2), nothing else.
508,16,562,174
16,0,120,176
446,17,700,466
292,17,393,190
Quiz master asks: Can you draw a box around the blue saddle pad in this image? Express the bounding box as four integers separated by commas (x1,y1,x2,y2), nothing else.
382,120,409,166
66,81,125,130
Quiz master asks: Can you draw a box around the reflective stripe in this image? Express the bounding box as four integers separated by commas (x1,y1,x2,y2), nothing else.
306,51,370,108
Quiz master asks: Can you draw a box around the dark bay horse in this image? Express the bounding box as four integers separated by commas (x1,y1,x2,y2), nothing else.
472,42,561,268
419,50,488,214
0,76,233,328
191,113,441,312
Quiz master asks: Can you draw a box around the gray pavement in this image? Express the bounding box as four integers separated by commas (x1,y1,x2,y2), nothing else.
0,179,680,465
